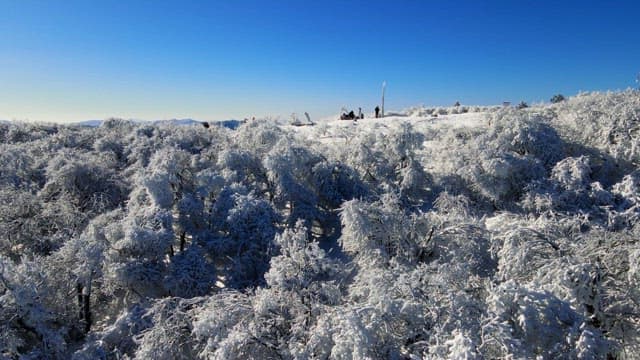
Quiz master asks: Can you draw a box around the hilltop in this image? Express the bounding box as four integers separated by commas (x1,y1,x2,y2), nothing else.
0,90,639,359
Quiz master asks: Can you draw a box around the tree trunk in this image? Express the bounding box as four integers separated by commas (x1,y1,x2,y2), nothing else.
180,231,186,252
82,284,92,333
77,283,84,320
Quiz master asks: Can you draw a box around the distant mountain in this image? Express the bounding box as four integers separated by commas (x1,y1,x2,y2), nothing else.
72,118,242,129
151,118,201,126
215,119,244,130
75,119,104,127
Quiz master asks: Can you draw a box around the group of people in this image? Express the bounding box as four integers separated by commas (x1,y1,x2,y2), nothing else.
340,109,362,120
340,106,382,120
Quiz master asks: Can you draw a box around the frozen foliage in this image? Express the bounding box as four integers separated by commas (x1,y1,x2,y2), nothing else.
481,280,611,358
339,193,431,265
265,220,336,290
1,90,640,358
404,104,495,117
553,90,640,168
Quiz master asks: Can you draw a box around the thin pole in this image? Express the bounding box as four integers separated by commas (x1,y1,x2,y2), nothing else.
381,81,386,117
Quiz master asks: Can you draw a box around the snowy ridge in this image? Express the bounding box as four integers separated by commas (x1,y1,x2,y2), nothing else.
74,119,103,127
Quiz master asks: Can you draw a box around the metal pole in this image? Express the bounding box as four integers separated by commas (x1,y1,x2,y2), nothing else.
381,81,386,117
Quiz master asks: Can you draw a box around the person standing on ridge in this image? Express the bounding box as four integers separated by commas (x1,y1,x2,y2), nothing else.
375,106,380,118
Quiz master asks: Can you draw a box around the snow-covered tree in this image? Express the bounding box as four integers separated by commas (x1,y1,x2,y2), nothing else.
339,194,431,265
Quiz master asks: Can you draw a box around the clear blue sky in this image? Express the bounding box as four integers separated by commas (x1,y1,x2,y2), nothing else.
1,0,639,122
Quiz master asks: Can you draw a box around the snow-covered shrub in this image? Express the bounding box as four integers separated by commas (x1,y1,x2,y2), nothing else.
339,130,392,184
532,260,606,326
162,124,215,155
629,247,640,286
217,148,265,186
486,213,565,283
0,256,69,358
131,297,205,359
551,155,592,191
142,147,192,209
433,190,472,219
397,157,431,200
313,307,377,359
520,155,628,217
494,226,560,281
481,281,611,358
612,170,640,209
233,119,285,155
339,121,432,204
432,222,496,278
427,109,565,207
0,190,47,257
115,190,173,260
0,144,43,190
485,108,565,168
263,138,322,224
1,121,58,144
163,245,216,298
265,221,335,290
311,161,369,209
442,330,480,360
339,194,431,265
548,156,618,211
460,151,545,206
571,230,640,356
192,291,253,359
554,90,640,170
194,168,226,201
194,286,319,359
209,190,279,287
100,187,173,299
335,261,434,359
92,126,131,163
405,104,477,117
71,304,149,359
123,124,163,169
41,150,128,213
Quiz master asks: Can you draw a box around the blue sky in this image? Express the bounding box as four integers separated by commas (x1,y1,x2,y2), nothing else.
1,0,639,122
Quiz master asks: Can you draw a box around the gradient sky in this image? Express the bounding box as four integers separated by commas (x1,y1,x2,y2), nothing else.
1,0,639,123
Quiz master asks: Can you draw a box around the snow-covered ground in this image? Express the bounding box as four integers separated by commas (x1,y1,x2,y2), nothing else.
307,111,488,130
288,111,489,146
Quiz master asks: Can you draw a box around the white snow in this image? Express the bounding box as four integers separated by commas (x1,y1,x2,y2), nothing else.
287,111,489,146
